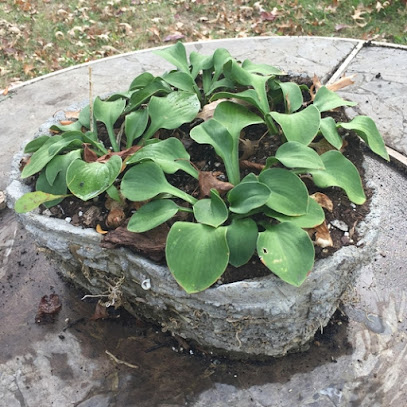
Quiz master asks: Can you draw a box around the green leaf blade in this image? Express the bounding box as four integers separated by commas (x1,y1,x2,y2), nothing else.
275,141,325,170
193,189,228,227
228,182,271,214
309,150,366,204
340,116,389,161
127,200,179,233
313,86,357,112
257,223,315,287
226,218,258,268
259,168,309,216
166,222,229,293
268,105,321,145
15,191,69,213
66,155,122,201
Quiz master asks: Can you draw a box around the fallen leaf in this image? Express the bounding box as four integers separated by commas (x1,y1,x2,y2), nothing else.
83,143,99,163
239,138,257,161
35,294,62,323
96,224,108,234
163,32,185,42
196,99,226,121
65,111,80,119
199,171,234,197
59,120,74,126
239,159,265,172
314,221,333,248
326,74,356,92
261,9,278,21
335,23,350,32
90,302,109,320
2,87,9,96
23,63,34,75
97,145,141,163
310,192,333,212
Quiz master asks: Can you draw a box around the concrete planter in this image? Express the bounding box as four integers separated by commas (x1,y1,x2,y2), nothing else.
7,112,381,358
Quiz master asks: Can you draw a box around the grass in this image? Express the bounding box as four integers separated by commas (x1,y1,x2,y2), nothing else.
1,0,406,90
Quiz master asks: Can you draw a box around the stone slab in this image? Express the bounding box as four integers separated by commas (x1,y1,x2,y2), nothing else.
339,45,407,156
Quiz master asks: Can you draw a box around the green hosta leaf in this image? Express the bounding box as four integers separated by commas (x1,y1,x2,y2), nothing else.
259,168,309,216
142,92,200,141
66,155,122,201
264,197,325,228
257,223,315,287
190,119,237,184
126,78,172,113
78,105,93,130
129,72,155,90
278,81,303,113
36,171,67,208
190,51,213,79
275,141,325,170
24,136,50,153
228,181,271,214
319,117,343,150
210,89,264,113
212,48,233,82
241,59,283,76
226,218,258,267
313,86,357,112
125,109,149,148
106,184,122,203
127,137,198,179
166,222,229,293
223,59,270,113
128,199,179,233
15,191,69,213
45,149,82,186
93,97,126,151
50,120,83,133
309,150,366,204
339,116,389,161
193,189,228,227
121,161,197,205
205,78,235,96
162,71,196,93
21,134,82,178
154,41,190,74
47,132,84,155
268,105,321,145
214,101,264,139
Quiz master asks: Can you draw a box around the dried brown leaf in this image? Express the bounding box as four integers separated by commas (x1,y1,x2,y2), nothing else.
97,145,141,163
314,221,333,248
90,302,109,320
196,99,226,121
83,143,99,163
327,74,356,92
239,138,257,161
239,160,265,172
35,294,62,323
310,192,333,212
199,171,234,197
65,111,80,119
96,224,108,234
163,32,185,42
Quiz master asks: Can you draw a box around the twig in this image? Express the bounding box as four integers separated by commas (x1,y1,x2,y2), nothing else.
89,66,94,133
105,350,139,369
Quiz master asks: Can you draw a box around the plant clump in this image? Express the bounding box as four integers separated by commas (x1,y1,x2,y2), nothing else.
16,42,389,294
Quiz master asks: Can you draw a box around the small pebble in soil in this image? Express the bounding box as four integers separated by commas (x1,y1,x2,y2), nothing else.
78,211,83,217
331,219,349,232
65,217,72,223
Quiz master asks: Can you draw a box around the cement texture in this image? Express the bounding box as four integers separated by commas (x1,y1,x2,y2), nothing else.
1,36,407,406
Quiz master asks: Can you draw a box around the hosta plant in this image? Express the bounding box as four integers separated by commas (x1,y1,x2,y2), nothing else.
16,42,389,294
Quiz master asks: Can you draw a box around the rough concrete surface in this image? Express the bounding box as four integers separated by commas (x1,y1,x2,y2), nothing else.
1,37,407,406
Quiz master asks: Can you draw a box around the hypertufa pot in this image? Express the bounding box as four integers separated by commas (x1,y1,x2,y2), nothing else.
7,113,381,359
